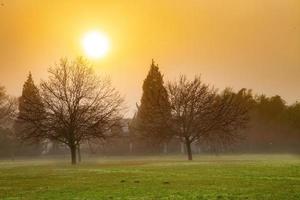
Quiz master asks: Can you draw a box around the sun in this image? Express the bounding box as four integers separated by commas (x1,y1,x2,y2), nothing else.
82,31,110,59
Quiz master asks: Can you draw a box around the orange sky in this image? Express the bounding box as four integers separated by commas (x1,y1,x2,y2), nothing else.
0,0,299,116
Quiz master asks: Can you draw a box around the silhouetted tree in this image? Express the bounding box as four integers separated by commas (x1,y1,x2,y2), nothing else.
16,72,45,143
254,95,286,123
240,94,290,152
0,86,17,158
0,127,16,158
167,75,251,160
287,102,300,130
132,60,171,146
0,86,15,124
285,103,300,146
18,58,124,164
200,88,253,154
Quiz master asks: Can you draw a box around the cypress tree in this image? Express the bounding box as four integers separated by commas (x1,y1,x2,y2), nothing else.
16,72,45,141
133,60,171,145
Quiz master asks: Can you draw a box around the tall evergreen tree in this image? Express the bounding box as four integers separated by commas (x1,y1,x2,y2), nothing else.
132,60,171,144
16,72,45,142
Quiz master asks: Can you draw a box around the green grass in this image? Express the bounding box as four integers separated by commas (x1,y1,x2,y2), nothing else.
0,154,299,200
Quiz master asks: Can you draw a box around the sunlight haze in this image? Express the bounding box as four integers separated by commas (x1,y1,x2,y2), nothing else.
0,0,299,116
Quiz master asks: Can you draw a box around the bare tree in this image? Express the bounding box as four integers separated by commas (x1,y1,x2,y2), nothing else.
18,58,124,164
0,86,16,124
167,75,251,160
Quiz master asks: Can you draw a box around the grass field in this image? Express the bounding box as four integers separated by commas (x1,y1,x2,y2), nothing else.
0,154,299,200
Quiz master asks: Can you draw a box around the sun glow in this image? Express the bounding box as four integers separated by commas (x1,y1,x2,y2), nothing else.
82,31,110,59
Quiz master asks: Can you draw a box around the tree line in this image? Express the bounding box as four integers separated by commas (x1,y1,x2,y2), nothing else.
130,60,251,160
0,58,300,164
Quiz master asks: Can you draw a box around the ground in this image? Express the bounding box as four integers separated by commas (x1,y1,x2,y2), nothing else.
0,154,299,200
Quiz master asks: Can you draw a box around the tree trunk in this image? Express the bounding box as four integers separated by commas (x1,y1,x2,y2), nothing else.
10,151,15,161
129,142,133,154
70,145,77,165
163,142,168,154
180,142,185,154
77,144,81,163
185,140,193,161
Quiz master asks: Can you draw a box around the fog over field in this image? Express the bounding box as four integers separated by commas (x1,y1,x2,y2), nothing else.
0,1,299,199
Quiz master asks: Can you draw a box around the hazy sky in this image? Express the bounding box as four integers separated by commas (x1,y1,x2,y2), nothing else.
0,0,299,116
